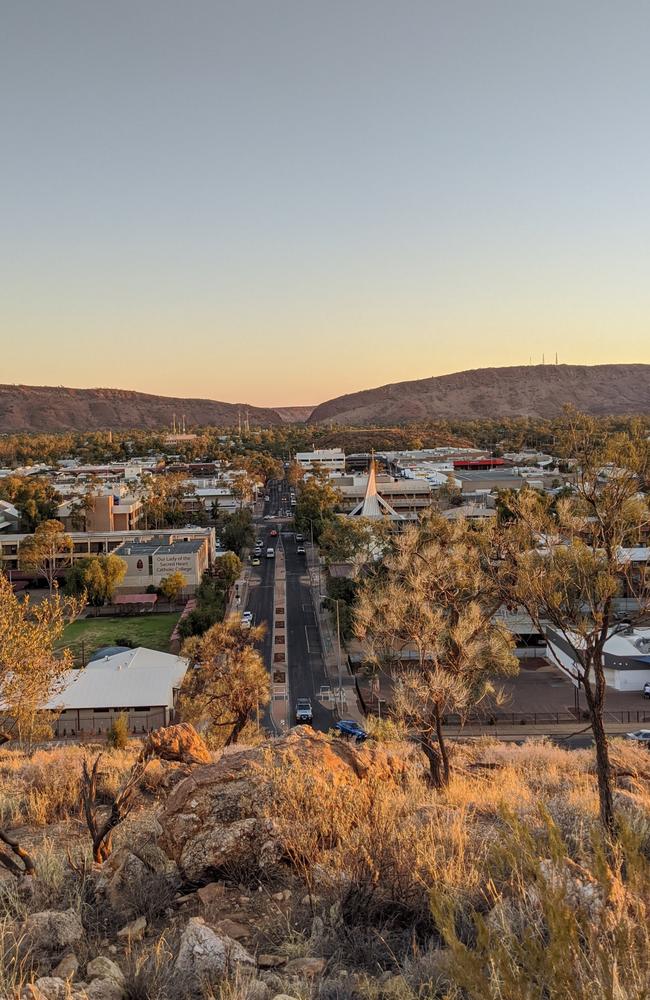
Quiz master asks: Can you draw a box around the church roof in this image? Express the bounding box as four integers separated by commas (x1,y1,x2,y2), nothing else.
349,460,402,519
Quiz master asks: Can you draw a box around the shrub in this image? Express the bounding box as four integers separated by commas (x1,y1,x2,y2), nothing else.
107,713,130,750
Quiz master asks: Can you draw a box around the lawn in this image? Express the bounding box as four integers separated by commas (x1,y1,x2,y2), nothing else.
57,613,181,665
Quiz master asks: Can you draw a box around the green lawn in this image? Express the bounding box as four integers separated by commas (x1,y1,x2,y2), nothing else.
58,613,181,665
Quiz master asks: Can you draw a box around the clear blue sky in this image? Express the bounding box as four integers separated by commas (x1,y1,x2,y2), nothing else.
2,1,650,405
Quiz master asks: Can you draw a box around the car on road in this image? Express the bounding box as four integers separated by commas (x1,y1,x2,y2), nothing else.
643,682,650,699
625,730,650,743
266,547,275,559
334,719,368,743
241,611,253,629
297,545,305,554
270,529,278,537
251,557,260,565
295,533,304,542
264,495,270,501
295,698,313,723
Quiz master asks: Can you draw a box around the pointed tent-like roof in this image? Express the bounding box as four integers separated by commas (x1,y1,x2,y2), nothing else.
349,458,401,519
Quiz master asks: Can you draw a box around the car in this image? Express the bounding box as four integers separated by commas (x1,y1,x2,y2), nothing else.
625,730,650,743
297,545,305,554
643,682,650,699
295,533,304,542
295,698,313,723
270,529,278,537
266,547,275,558
251,557,260,566
264,495,270,501
241,611,253,628
334,720,368,743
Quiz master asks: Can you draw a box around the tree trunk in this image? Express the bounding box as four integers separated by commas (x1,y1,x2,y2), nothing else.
434,707,450,787
583,667,616,841
419,733,445,788
226,714,248,746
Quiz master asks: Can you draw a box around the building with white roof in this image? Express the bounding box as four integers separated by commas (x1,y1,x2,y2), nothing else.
546,626,650,692
44,646,189,736
296,448,346,473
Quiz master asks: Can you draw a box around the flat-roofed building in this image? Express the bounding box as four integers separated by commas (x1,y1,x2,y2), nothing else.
43,646,189,736
112,538,210,592
296,448,346,473
546,626,650,692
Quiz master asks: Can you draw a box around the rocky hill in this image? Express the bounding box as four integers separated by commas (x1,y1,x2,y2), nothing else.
310,363,650,425
0,384,283,432
272,405,315,423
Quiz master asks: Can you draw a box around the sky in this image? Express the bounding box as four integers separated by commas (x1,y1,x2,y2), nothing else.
2,1,650,407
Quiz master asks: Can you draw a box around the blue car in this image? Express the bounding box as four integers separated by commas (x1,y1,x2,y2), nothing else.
334,719,368,743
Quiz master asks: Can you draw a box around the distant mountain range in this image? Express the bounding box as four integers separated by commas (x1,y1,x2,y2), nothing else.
0,385,284,432
310,364,650,424
1,365,648,433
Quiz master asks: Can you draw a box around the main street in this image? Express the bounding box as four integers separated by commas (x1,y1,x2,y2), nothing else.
246,477,335,733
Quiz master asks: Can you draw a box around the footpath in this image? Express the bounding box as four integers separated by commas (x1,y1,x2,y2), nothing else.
306,544,366,726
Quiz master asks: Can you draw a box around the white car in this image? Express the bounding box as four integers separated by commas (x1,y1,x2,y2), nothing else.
241,611,253,629
266,548,275,559
625,730,650,743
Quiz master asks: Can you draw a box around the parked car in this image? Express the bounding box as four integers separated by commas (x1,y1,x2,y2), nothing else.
295,698,313,723
643,682,650,699
241,611,253,629
334,720,368,743
251,557,260,566
625,730,650,743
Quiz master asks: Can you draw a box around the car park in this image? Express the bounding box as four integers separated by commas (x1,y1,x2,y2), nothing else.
295,698,313,723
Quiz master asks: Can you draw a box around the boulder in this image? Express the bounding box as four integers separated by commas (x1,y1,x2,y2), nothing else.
85,980,125,1000
116,916,147,942
174,917,255,982
86,957,125,985
143,723,211,765
21,909,84,962
52,953,79,979
283,957,327,977
159,728,406,881
212,918,250,940
95,849,151,916
31,980,69,1000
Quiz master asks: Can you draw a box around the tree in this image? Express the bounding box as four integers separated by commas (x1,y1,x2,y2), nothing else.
219,509,254,554
0,475,61,531
294,475,341,542
179,619,270,745
212,552,242,590
65,554,127,606
501,411,650,839
159,571,187,604
319,516,391,566
19,519,73,593
0,573,82,749
355,514,517,787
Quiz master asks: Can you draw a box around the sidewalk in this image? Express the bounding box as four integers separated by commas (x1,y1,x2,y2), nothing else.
306,544,366,725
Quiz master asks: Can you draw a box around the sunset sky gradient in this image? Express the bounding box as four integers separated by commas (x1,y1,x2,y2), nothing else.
2,2,650,406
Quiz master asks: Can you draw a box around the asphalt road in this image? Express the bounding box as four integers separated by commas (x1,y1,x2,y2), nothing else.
256,477,335,733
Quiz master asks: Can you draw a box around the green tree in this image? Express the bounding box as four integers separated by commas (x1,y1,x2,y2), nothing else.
0,476,61,531
501,410,650,840
212,552,242,590
107,712,130,749
159,571,187,604
356,513,517,787
19,519,73,592
179,619,270,744
319,516,391,565
294,475,341,542
65,554,127,606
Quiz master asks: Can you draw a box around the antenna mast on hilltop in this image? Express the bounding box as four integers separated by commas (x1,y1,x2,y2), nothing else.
172,413,176,434
555,352,559,365
238,410,242,435
245,409,250,433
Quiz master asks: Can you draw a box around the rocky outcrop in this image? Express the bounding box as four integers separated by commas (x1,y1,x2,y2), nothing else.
174,917,255,984
142,723,211,766
20,909,84,964
158,728,406,882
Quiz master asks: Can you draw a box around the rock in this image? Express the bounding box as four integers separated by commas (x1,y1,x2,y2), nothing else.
257,955,288,969
309,915,324,942
174,917,255,983
159,728,406,882
21,909,84,961
283,957,326,977
86,957,125,985
32,980,68,1000
247,980,270,1000
271,995,301,1000
272,890,291,902
213,918,250,940
143,723,211,765
536,857,603,919
85,979,125,1000
116,916,147,942
52,953,79,979
95,849,151,916
196,881,226,906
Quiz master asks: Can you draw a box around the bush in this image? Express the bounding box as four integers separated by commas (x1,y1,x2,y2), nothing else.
107,713,130,750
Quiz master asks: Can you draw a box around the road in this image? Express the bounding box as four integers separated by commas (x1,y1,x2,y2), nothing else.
247,477,334,733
